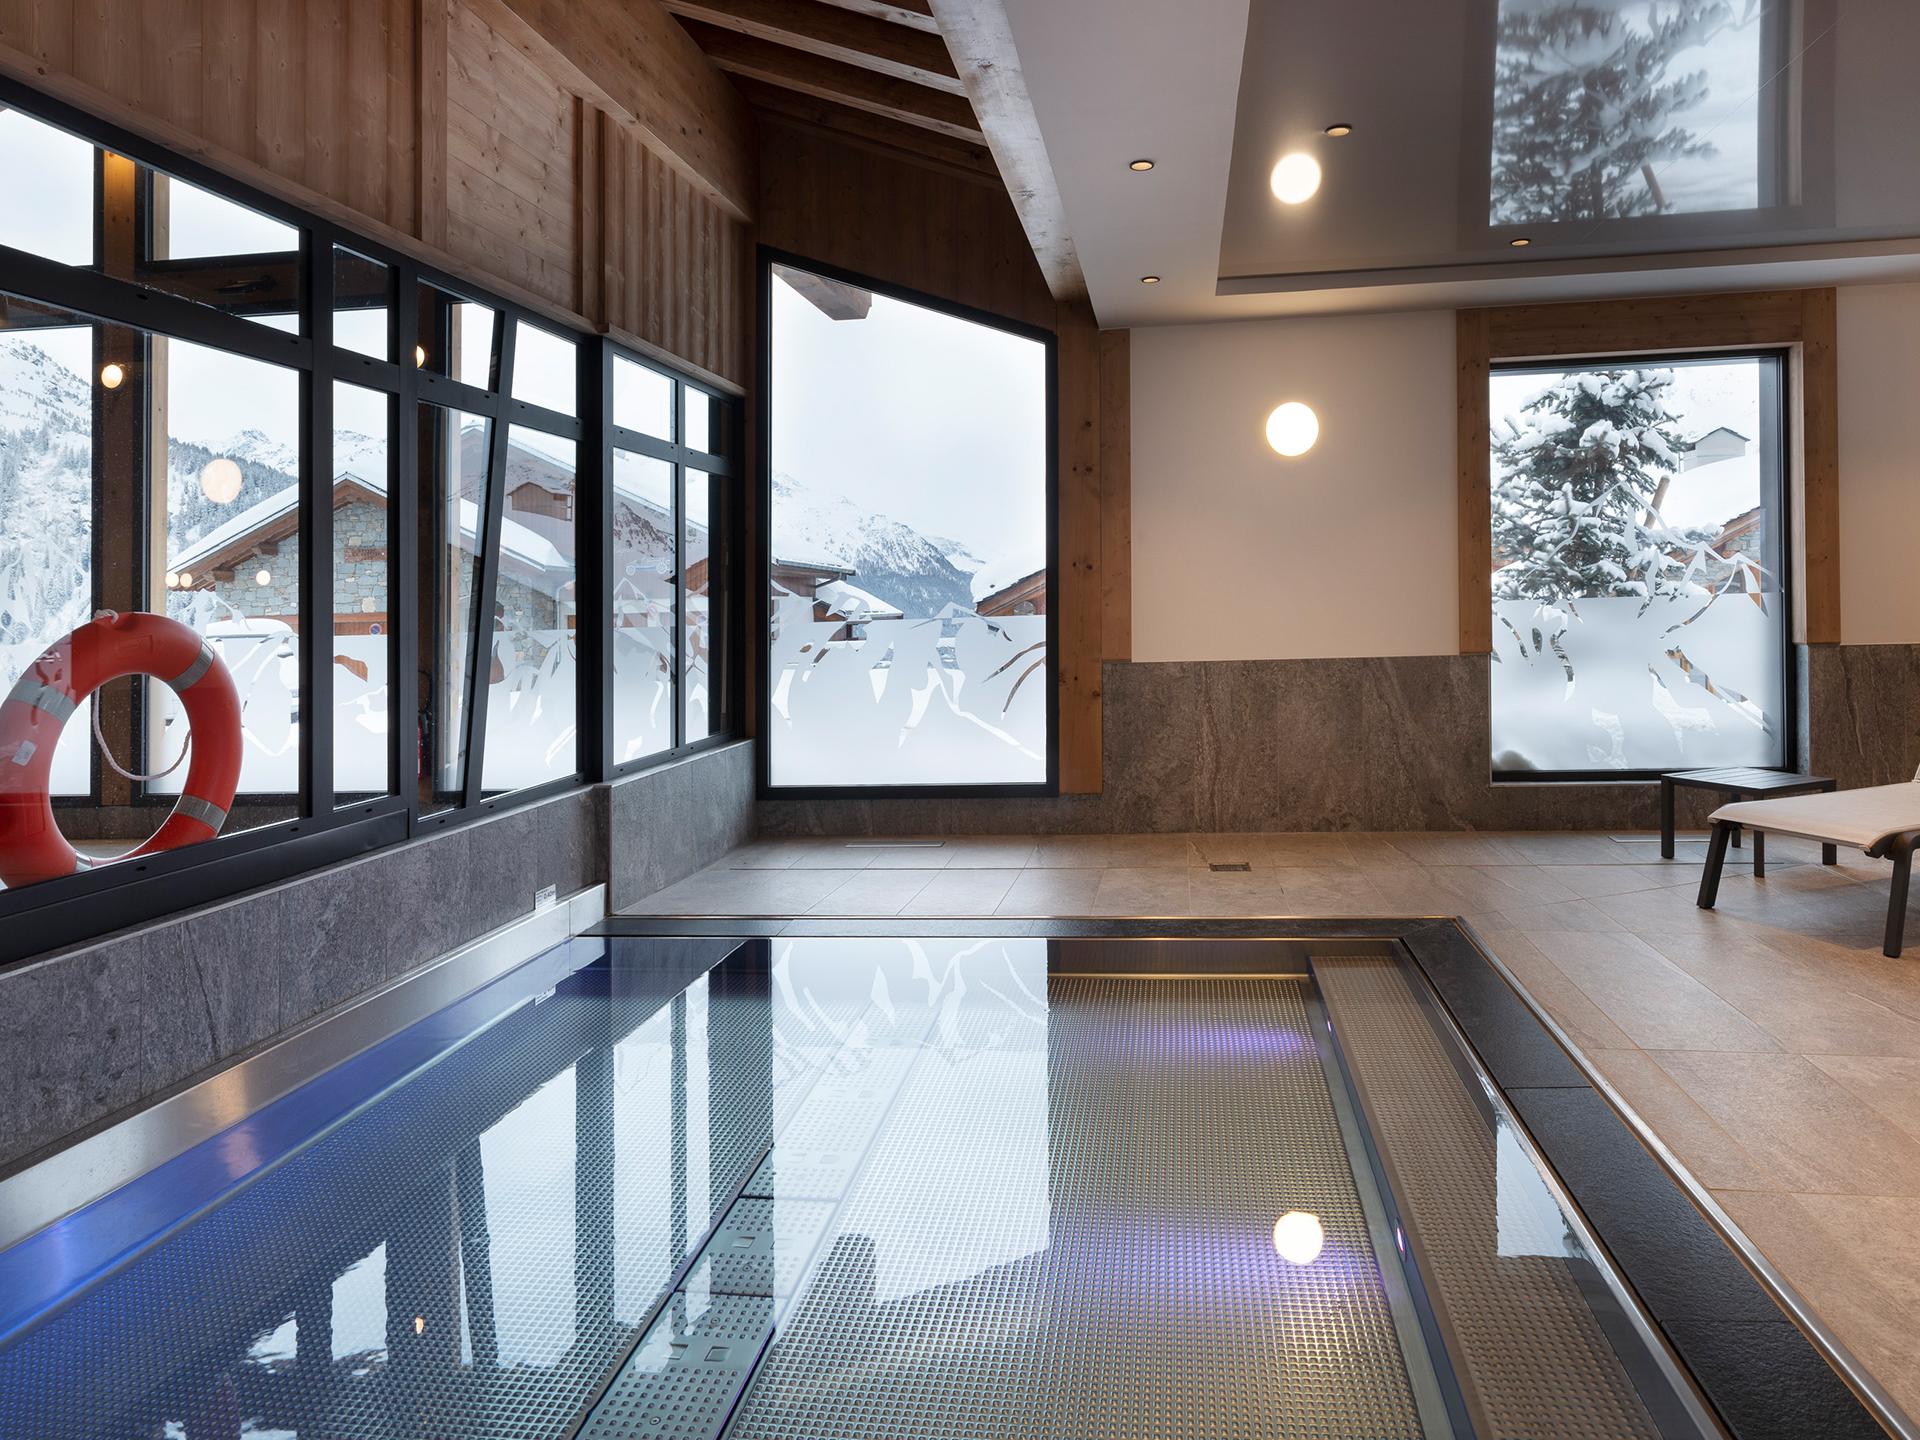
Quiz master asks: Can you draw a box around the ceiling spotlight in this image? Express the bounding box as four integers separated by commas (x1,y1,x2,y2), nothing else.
1323,123,1353,137
99,362,126,389
1265,401,1319,457
1270,152,1322,204
1128,158,1155,172
1509,237,1532,247
1139,274,1162,285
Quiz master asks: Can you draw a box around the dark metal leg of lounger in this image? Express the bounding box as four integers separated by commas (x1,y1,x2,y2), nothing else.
1822,842,1838,866
1730,824,1740,850
1660,778,1676,860
1753,830,1765,879
1698,821,1733,909
1886,839,1914,959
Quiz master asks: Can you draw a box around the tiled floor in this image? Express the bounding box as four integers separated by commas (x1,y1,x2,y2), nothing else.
629,829,1920,1422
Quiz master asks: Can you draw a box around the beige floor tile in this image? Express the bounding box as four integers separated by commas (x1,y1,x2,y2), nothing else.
1374,832,1531,866
1637,928,1920,1057
1089,867,1192,916
785,841,878,871
1099,834,1195,868
1804,1054,1920,1146
856,841,957,870
941,838,1040,869
1582,1048,1774,1191
1186,869,1288,917
1187,833,1266,867
1484,896,1624,933
808,868,936,916
1526,931,1778,1052
724,840,806,870
1258,833,1360,868
898,867,1023,916
626,866,852,916
995,868,1103,916
1477,932,1637,1055
1270,868,1389,915
1652,1049,1920,1195
1027,836,1126,868
1542,863,1699,899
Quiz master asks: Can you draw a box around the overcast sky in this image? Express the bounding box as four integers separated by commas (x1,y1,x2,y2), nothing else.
769,267,1047,564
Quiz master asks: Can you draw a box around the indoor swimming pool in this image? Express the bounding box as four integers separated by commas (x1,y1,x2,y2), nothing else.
0,929,1888,1439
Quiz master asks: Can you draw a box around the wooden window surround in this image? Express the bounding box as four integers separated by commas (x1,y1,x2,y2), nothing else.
1456,288,1839,653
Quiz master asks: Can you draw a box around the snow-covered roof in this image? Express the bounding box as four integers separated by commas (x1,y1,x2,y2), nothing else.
969,550,1046,603
815,578,903,620
1654,451,1762,532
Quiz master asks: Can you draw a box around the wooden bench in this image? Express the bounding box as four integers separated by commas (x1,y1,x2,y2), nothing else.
1661,767,1837,877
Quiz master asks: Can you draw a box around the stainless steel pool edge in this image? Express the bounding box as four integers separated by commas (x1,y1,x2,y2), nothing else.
1454,918,1920,1440
0,884,607,1252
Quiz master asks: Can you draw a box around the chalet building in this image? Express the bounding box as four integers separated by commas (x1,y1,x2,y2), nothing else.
974,568,1046,617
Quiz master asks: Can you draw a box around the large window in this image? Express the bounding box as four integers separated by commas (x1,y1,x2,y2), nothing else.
1489,353,1788,777
0,90,740,959
763,259,1052,791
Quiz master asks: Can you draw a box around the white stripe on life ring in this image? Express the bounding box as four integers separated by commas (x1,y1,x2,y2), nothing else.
10,681,76,724
176,793,229,830
167,644,217,691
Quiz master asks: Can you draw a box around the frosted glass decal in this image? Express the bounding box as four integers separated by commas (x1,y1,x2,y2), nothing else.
611,449,675,765
685,470,713,744
767,263,1048,788
1489,357,1785,774
333,381,391,801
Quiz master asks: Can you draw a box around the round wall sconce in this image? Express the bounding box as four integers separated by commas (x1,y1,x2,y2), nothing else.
1269,153,1321,204
1265,401,1319,457
99,362,127,390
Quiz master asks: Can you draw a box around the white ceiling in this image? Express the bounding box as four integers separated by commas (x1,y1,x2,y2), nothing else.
1002,0,1920,329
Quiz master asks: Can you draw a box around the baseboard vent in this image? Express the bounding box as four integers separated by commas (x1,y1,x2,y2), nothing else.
1209,861,1253,872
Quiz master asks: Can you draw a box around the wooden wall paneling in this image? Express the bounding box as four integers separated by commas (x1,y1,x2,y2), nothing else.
460,0,754,221
415,0,448,246
1057,302,1102,793
1097,327,1130,663
1796,285,1840,644
255,0,304,177
573,96,605,324
1459,288,1839,651
302,0,340,202
202,0,253,160
1455,308,1492,655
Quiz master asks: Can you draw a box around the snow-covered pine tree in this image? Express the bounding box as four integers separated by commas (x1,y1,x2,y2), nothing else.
1491,0,1731,224
1491,367,1689,603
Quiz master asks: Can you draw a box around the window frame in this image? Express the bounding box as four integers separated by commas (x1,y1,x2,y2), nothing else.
0,76,743,966
754,247,1061,800
1486,346,1797,784
598,341,745,781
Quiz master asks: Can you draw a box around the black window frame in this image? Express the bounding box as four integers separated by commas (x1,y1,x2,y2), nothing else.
0,77,744,966
755,248,1060,800
1487,345,1796,785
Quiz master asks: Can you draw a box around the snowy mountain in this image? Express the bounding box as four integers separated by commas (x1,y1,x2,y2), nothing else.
770,472,975,619
0,341,91,653
926,534,985,578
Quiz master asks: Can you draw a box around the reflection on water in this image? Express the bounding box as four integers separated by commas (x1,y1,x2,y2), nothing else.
0,937,1707,1439
1492,0,1771,224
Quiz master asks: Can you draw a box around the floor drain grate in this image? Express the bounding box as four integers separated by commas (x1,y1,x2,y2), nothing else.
1209,861,1253,872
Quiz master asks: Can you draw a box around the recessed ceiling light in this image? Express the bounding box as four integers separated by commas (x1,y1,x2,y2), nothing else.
1509,236,1532,247
1323,123,1353,137
1265,401,1319,457
1128,158,1155,172
1270,153,1322,204
1139,275,1162,285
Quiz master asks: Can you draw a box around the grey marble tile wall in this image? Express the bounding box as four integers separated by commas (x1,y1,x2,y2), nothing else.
1,739,756,1171
607,740,756,909
759,652,1919,836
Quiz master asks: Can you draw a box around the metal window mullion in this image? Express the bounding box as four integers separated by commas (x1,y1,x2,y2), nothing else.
395,269,422,830
301,237,335,816
461,319,517,810
589,338,615,782
674,384,688,753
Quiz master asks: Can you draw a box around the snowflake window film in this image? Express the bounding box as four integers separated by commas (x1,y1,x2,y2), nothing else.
1488,355,1788,775
765,263,1049,789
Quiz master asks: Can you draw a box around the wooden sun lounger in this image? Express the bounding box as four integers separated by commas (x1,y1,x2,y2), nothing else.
1697,774,1920,957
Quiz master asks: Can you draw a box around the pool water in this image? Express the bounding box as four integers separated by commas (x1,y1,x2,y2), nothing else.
0,934,1717,1439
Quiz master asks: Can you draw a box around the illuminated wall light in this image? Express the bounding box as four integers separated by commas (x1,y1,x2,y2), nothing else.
1128,158,1155,171
177,571,193,587
200,456,243,504
1323,123,1353,137
414,344,428,367
1273,1210,1325,1265
1509,237,1532,247
99,362,126,389
1139,275,1162,285
1265,401,1319,457
1269,152,1321,204
163,571,179,589
255,568,272,587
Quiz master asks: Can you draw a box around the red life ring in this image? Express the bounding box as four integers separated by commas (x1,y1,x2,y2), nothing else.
0,612,243,889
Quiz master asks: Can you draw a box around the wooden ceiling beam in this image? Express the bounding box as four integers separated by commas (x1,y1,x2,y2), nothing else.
662,0,963,93
730,76,998,179
810,0,940,36
678,21,983,141
927,0,1084,302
